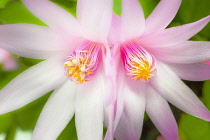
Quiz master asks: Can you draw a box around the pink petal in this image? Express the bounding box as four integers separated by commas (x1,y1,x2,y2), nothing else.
114,79,146,140
144,0,181,34
75,74,104,140
32,81,77,140
151,41,210,64
3,56,18,71
114,111,134,140
146,87,178,140
103,48,123,106
150,61,210,121
0,24,66,59
22,0,82,36
109,14,121,45
113,74,125,131
0,48,17,71
121,0,145,41
77,0,113,42
141,16,210,47
104,70,125,140
157,136,181,140
156,136,167,140
104,66,126,140
103,65,118,106
166,63,210,81
0,56,66,115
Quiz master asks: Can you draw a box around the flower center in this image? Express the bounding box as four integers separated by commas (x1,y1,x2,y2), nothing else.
121,41,157,81
64,41,102,84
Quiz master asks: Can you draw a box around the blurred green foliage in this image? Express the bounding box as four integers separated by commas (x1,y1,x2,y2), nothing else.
179,114,210,140
203,81,210,109
0,0,209,140
0,0,44,25
51,0,77,17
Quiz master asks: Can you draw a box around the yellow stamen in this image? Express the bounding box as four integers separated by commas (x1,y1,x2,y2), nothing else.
130,59,153,81
64,57,93,84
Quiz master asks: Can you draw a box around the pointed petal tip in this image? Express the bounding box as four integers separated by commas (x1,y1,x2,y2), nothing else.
198,110,210,122
201,15,210,23
189,104,210,121
146,87,178,140
156,122,178,140
157,135,179,140
141,15,210,47
145,0,182,34
166,132,178,140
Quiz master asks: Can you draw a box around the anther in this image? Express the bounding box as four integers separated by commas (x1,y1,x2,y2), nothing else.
121,41,157,82
64,41,102,84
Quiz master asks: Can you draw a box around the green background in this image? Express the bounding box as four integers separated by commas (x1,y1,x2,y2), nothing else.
0,0,210,139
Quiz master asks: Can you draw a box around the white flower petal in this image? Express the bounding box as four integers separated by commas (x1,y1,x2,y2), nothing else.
32,81,77,140
22,0,82,36
0,24,65,59
150,61,210,121
104,105,115,140
75,75,104,140
0,57,66,115
77,0,113,42
141,15,210,47
167,63,210,81
145,0,181,34
152,41,210,64
146,87,178,140
123,79,146,140
121,0,145,41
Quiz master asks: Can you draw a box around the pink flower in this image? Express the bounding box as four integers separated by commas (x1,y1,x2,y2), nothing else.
0,48,17,70
106,0,210,140
203,61,210,65
157,135,181,140
0,0,113,139
203,61,210,80
156,136,167,140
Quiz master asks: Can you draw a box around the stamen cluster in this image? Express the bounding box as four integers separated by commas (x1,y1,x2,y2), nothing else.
64,41,102,84
121,41,157,81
